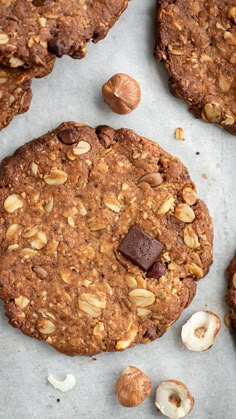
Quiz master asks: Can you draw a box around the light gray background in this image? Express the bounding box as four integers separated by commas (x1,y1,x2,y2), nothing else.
0,1,235,418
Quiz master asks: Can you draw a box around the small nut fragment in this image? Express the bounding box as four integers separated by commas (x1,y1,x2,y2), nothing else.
102,73,141,115
73,141,91,155
181,311,221,352
79,293,106,318
128,289,155,307
103,193,122,213
30,232,47,250
9,56,24,68
15,296,29,309
4,194,23,213
182,187,197,206
175,127,185,140
116,326,138,350
0,33,9,44
157,196,175,215
184,225,200,249
44,169,68,185
228,6,236,23
138,172,163,187
155,380,194,419
187,262,203,278
219,75,231,93
6,224,22,241
137,307,151,317
47,374,76,393
38,319,56,334
115,366,152,407
175,203,195,223
203,103,221,123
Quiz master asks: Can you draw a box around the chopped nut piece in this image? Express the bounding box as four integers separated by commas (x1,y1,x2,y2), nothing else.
73,141,91,155
184,225,200,249
44,169,68,185
38,319,56,334
175,203,195,223
128,289,155,307
181,311,221,351
115,366,152,407
175,127,185,140
79,293,106,318
15,296,29,308
4,194,23,213
157,196,175,215
182,187,197,206
47,374,76,393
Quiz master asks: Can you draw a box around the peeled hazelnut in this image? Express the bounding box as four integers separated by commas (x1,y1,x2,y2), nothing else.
102,73,141,115
181,311,221,352
115,366,151,407
155,379,194,419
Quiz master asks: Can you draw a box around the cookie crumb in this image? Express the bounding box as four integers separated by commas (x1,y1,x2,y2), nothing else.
196,151,200,155
175,127,185,140
57,399,60,403
202,173,208,180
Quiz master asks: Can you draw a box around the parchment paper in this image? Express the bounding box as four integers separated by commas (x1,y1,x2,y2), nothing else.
0,1,235,418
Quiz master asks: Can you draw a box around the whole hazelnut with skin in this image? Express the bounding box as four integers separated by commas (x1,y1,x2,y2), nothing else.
102,73,141,114
115,366,151,407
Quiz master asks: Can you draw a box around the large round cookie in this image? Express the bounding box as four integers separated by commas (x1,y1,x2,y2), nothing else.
0,0,128,69
0,123,213,356
0,58,55,131
226,254,236,331
155,0,236,135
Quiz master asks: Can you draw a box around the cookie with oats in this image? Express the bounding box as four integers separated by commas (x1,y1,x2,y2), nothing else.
0,123,213,356
155,0,236,135
0,57,55,131
0,0,128,69
225,254,236,331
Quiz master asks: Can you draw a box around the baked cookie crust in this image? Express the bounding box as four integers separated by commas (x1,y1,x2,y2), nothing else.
0,123,213,355
155,0,236,134
226,254,236,331
0,0,128,68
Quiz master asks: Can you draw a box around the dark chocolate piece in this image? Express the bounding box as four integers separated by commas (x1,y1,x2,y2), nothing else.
118,225,164,271
147,262,166,279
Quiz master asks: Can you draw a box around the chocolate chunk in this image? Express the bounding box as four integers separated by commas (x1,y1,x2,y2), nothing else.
57,127,78,145
32,0,53,6
147,262,166,279
118,225,164,271
47,39,65,57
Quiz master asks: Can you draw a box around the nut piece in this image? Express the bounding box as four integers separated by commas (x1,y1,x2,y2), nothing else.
155,380,194,419
4,194,23,213
175,203,195,223
128,289,155,307
181,311,221,351
102,73,141,115
47,374,76,393
115,366,152,407
175,127,185,140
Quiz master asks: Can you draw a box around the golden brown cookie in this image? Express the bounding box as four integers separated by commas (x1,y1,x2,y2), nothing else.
0,0,128,68
0,123,213,355
155,0,236,134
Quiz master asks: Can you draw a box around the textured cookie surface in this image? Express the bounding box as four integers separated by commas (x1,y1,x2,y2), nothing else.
226,254,236,331
155,0,236,135
0,0,128,68
0,57,55,131
0,123,213,356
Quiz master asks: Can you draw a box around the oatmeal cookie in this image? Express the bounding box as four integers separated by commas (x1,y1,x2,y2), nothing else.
226,254,236,331
0,0,128,69
155,0,236,134
0,123,213,355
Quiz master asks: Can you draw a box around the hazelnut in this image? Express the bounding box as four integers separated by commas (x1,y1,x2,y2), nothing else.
155,379,194,419
102,73,141,115
47,373,76,393
115,366,151,407
181,311,221,351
